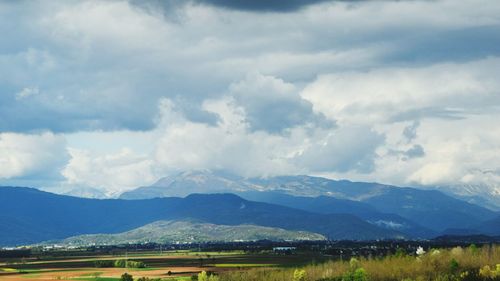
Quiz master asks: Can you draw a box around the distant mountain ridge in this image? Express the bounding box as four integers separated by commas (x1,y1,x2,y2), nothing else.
63,186,108,199
47,220,326,246
432,184,500,212
2,171,498,246
120,170,263,199
0,186,403,246
236,191,436,238
119,170,498,233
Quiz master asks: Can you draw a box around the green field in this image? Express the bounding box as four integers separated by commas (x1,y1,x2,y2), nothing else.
1,245,499,281
0,249,328,281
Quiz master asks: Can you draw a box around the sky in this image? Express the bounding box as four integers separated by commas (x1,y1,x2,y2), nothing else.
0,0,500,197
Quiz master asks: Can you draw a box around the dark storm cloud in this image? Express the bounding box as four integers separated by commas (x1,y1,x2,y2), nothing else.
196,0,332,12
134,0,339,13
136,0,368,13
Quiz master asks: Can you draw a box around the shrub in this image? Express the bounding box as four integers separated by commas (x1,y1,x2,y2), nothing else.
342,268,368,281
198,270,219,281
113,259,146,268
349,258,360,270
449,258,459,273
479,264,500,279
121,273,133,281
469,244,479,255
114,259,127,268
394,248,406,258
126,260,146,268
293,269,306,281
137,278,162,281
94,260,114,268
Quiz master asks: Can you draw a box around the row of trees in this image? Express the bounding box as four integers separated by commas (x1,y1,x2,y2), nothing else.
94,259,146,268
122,271,221,281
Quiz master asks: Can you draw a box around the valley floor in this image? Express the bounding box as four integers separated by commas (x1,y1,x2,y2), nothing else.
1,243,499,281
0,250,328,281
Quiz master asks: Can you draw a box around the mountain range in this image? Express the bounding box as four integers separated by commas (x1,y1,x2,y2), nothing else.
1,170,498,247
0,186,403,246
119,170,498,233
119,171,500,213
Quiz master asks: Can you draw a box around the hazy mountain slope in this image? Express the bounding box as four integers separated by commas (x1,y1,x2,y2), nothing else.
63,186,108,199
0,186,176,245
255,176,498,231
442,215,500,236
362,188,497,232
171,193,405,240
0,187,402,246
50,220,326,246
237,191,378,216
476,216,500,235
432,184,500,212
237,191,435,238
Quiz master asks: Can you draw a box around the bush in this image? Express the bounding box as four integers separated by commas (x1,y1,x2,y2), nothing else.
121,273,133,281
94,260,114,268
198,271,219,281
293,269,306,281
449,258,459,273
127,260,146,268
479,264,500,279
113,259,146,268
342,268,368,281
114,259,127,268
137,278,162,281
394,248,406,258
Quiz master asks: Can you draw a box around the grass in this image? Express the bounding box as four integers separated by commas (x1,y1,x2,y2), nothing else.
22,273,42,279
130,267,161,271
218,245,500,281
214,263,278,268
78,271,104,276
72,278,121,281
185,251,246,256
0,267,19,272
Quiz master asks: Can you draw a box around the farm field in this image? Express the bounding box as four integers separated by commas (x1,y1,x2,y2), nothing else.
0,249,329,281
1,244,499,281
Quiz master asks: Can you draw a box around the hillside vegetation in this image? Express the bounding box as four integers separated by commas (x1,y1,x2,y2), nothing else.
52,220,326,245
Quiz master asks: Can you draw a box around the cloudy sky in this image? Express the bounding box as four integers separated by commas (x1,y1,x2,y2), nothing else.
1,0,500,196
